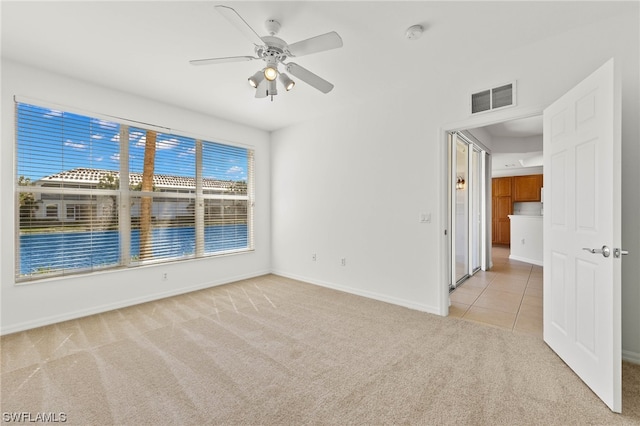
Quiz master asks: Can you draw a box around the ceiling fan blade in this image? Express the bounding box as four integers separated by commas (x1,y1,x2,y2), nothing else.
215,5,265,48
286,62,334,94
255,79,268,98
189,56,257,66
287,31,343,57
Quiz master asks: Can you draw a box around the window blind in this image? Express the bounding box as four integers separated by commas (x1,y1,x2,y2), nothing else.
128,128,197,263
16,103,121,279
15,101,255,281
201,141,253,254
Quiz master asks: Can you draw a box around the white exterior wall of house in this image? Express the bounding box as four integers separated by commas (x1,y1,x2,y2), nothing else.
30,195,190,221
1,60,271,334
30,194,114,222
30,170,222,222
271,12,640,361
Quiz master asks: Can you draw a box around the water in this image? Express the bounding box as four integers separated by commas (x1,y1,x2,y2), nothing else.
19,224,248,276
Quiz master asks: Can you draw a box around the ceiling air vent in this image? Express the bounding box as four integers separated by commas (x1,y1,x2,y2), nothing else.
471,81,516,114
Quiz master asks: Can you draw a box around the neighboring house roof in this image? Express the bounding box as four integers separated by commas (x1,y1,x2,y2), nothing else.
36,167,244,192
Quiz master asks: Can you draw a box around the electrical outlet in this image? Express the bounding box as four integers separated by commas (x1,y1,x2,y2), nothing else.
341,258,346,266
312,253,317,261
162,272,168,281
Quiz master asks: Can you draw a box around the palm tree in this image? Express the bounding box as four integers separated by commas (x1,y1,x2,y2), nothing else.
18,176,39,221
139,131,157,260
97,173,119,229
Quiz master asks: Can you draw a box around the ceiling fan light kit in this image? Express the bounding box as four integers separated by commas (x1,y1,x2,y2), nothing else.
190,5,343,101
279,73,295,91
263,65,278,81
248,70,264,88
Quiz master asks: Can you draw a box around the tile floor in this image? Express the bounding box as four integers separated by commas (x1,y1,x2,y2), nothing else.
449,245,543,338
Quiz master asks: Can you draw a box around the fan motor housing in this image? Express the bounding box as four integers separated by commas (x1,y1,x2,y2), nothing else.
257,36,288,61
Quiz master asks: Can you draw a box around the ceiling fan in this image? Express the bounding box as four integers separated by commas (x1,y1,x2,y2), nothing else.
190,5,343,100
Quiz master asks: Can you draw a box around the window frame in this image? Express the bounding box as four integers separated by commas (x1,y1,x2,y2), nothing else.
15,99,255,283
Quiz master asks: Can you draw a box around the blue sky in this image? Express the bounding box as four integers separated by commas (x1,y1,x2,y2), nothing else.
17,103,248,182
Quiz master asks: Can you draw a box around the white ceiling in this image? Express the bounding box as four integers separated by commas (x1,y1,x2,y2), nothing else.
1,1,628,132
474,116,543,174
482,115,543,139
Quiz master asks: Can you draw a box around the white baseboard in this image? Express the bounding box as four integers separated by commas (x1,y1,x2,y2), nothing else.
0,269,271,335
508,254,543,266
6,266,637,368
271,270,442,316
623,349,640,365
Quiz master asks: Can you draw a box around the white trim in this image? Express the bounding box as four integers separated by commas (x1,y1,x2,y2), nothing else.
440,106,546,317
1,269,270,335
508,254,543,267
446,105,545,134
195,140,204,257
439,129,450,316
468,142,474,276
622,350,640,365
481,151,490,271
460,130,491,154
451,133,459,286
272,270,441,315
15,102,255,283
120,125,131,267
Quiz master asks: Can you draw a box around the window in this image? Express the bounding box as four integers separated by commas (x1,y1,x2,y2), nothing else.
15,101,254,281
45,204,58,218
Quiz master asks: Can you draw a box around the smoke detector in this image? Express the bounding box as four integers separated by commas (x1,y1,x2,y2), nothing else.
405,24,424,40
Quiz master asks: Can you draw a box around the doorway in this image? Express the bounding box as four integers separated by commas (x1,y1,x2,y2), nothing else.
440,109,545,318
442,60,623,413
446,114,544,336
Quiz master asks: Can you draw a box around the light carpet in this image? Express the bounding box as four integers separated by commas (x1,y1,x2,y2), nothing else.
1,274,639,425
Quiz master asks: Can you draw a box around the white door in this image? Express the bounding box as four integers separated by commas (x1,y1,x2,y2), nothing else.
543,58,622,412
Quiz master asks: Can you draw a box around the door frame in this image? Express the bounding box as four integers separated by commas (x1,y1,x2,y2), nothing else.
439,105,544,315
450,132,471,288
448,131,488,289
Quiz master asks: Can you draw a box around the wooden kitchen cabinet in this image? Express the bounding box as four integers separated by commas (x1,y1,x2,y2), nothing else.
494,196,512,245
492,174,543,245
513,174,543,202
493,176,512,197
492,177,513,245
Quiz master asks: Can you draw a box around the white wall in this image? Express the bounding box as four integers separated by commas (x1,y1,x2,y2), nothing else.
1,60,271,334
271,92,445,312
509,216,543,266
271,12,640,361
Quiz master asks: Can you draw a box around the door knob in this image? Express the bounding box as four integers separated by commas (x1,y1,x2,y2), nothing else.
582,246,611,257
